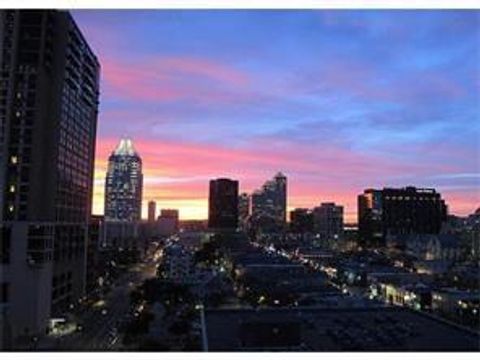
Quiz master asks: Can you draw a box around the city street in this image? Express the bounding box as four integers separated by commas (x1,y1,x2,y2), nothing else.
47,261,157,351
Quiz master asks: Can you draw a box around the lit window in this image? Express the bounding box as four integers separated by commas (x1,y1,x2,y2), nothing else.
9,185,15,193
15,111,21,117
8,205,14,212
10,156,18,164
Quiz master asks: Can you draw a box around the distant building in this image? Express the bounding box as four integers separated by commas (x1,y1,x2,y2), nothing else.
160,243,194,283
387,233,462,262
179,220,208,232
100,220,148,264
358,187,447,247
432,289,480,325
157,209,179,236
0,10,99,346
313,202,344,241
208,178,239,229
104,138,143,222
289,208,313,233
251,172,287,225
160,209,179,222
238,192,250,225
444,209,480,260
147,201,156,223
343,224,359,251
465,208,480,260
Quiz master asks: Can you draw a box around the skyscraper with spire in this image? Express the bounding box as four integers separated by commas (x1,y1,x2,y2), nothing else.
104,138,143,221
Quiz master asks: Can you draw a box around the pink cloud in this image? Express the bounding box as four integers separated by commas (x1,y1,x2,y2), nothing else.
93,135,478,221
100,55,250,104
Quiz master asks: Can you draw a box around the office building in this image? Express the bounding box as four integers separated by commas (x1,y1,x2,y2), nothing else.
290,208,313,233
238,192,250,225
251,172,287,224
358,187,448,247
104,138,143,222
313,202,344,241
160,243,194,284
159,208,179,222
157,209,179,235
208,178,238,229
0,10,99,347
147,200,156,223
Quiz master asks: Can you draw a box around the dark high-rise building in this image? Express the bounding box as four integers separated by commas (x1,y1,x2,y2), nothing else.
0,10,99,346
104,138,143,222
290,208,314,233
251,172,287,224
238,192,250,225
313,202,344,240
358,186,448,247
147,200,156,223
208,178,238,229
1,10,99,221
358,189,383,247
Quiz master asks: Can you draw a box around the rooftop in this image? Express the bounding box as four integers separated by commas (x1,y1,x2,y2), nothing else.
204,306,480,351
113,138,139,156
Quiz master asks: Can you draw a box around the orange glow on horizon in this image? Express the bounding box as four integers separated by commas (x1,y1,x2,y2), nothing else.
92,138,478,223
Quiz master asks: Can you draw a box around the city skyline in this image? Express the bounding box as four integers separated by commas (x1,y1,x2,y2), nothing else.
1,9,479,353
71,10,479,221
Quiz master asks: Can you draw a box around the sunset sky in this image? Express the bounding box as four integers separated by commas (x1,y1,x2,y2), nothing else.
72,10,480,222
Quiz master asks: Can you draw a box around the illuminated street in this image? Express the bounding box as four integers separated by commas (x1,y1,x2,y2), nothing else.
44,261,157,351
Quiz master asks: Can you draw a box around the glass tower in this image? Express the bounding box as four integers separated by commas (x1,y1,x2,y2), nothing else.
104,138,143,222
251,172,287,224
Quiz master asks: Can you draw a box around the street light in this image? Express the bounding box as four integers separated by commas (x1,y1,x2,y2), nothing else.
195,304,208,351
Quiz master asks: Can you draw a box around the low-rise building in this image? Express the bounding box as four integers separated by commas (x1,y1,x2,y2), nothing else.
432,288,480,320
387,233,463,261
160,244,195,284
203,307,480,351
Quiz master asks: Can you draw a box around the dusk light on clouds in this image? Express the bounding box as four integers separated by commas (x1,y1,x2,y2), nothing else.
71,10,480,221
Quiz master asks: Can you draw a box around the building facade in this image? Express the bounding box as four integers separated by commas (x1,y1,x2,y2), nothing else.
208,178,238,230
147,200,156,223
238,192,250,225
159,243,194,284
289,208,313,233
104,138,143,222
0,10,99,347
251,172,287,225
313,202,344,241
157,208,179,235
358,187,448,248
